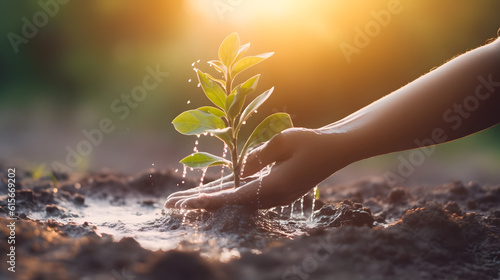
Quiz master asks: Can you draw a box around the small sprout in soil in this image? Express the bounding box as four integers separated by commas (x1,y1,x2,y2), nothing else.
172,32,293,188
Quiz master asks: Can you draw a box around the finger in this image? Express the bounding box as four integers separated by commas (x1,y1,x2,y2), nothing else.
179,193,219,210
167,176,233,200
203,173,234,187
165,180,237,208
242,134,290,177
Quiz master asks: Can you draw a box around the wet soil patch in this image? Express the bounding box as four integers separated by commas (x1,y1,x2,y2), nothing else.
1,167,499,279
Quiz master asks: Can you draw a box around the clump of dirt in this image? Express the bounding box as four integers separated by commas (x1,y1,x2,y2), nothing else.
1,166,499,280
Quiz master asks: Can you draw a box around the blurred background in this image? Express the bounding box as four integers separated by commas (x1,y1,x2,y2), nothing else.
1,0,499,186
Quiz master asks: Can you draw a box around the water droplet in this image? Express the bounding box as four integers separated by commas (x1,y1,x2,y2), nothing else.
197,134,202,138
182,165,187,178
202,132,208,136
53,188,58,193
187,100,191,104
175,169,179,173
188,79,192,82
199,167,208,186
254,110,258,113
149,175,152,178
209,133,214,137
191,62,195,66
152,163,155,166
197,83,201,87
193,139,200,153
197,59,200,63
242,121,246,125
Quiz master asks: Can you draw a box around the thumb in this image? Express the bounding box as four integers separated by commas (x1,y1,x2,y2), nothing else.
241,133,291,177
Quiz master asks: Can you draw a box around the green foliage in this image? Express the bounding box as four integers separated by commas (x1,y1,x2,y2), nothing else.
172,33,293,188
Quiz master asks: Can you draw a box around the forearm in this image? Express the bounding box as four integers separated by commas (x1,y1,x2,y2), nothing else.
320,38,500,162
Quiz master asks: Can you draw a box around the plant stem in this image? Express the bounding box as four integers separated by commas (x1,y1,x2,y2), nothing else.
231,137,240,188
226,71,240,188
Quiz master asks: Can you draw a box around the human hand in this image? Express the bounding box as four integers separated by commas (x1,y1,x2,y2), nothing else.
165,127,352,210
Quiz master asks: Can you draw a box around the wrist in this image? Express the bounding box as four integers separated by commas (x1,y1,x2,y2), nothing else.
314,124,365,170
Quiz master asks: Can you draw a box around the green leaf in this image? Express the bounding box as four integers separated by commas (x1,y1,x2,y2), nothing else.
206,127,234,151
180,152,232,169
231,52,274,78
208,60,226,75
204,72,226,90
218,33,240,67
234,42,250,64
238,74,260,96
225,92,236,112
197,69,227,110
240,113,293,157
238,87,274,128
197,106,225,118
227,85,246,120
172,109,225,135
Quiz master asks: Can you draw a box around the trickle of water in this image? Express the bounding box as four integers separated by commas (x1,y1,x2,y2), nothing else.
220,144,228,184
193,139,199,153
182,165,187,178
256,169,264,207
280,206,285,216
239,153,249,176
300,195,305,217
310,186,318,221
199,167,208,186
290,200,296,219
182,209,190,224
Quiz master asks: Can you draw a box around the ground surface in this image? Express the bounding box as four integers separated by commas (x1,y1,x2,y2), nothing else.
1,166,500,280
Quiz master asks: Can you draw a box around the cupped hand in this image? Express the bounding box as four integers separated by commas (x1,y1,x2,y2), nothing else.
165,127,351,210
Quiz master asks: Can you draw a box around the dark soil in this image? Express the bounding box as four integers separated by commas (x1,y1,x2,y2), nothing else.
1,166,499,280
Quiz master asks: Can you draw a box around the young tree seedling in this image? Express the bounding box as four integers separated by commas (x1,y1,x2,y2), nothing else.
172,33,293,188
